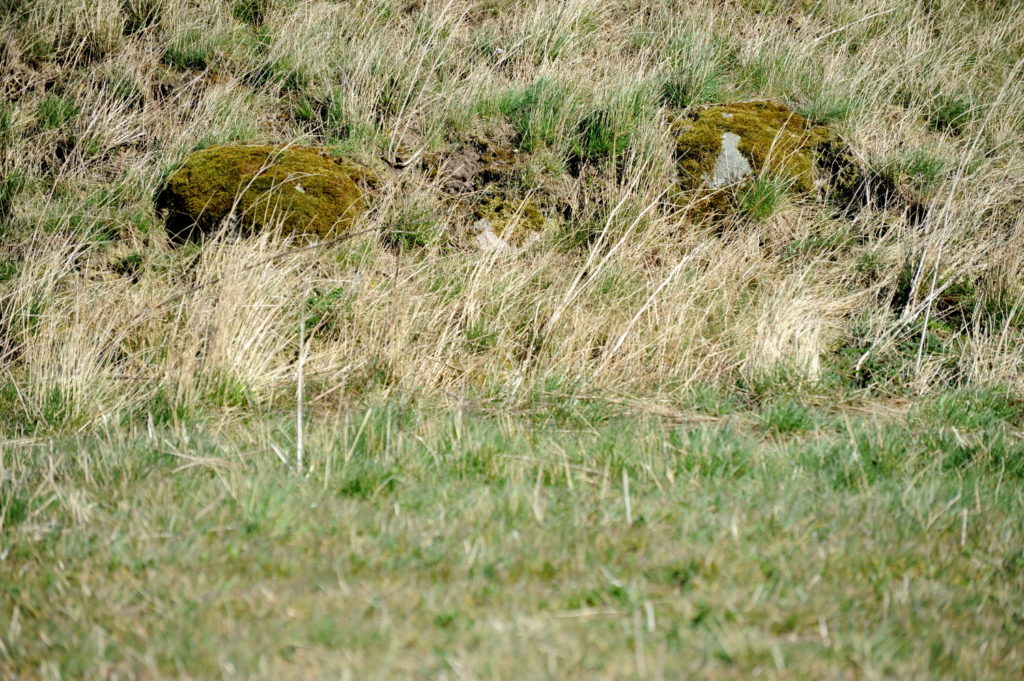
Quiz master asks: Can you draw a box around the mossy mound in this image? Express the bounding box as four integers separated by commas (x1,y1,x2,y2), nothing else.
474,195,547,245
672,101,860,217
156,144,375,241
423,137,552,249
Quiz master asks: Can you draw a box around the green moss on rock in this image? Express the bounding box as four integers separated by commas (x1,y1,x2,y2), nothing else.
156,144,375,241
672,101,861,218
422,136,553,248
475,195,547,245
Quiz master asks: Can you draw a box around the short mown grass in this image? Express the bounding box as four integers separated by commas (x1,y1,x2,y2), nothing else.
2,393,1022,679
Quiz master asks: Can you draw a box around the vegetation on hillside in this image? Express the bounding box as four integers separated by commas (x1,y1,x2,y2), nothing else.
1,0,1022,678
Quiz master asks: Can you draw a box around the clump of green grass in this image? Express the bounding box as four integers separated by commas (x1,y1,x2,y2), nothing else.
246,53,310,92
464,318,498,353
498,78,579,152
381,195,443,251
797,90,859,125
162,29,220,71
876,147,949,199
661,67,725,109
925,93,976,135
102,67,145,106
916,386,1019,430
574,83,656,163
736,176,789,220
36,93,78,129
761,399,816,434
207,371,255,409
0,257,17,283
659,32,733,108
302,286,350,339
294,89,377,148
0,169,26,221
130,388,194,428
682,383,743,416
112,252,144,280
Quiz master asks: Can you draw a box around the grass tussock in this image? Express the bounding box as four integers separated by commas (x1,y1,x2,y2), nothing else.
1,0,1024,678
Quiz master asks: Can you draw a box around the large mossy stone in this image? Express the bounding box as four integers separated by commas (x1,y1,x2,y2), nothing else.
672,101,859,216
156,144,375,241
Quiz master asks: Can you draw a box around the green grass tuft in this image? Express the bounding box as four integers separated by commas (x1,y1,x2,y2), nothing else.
736,176,789,220
36,94,78,129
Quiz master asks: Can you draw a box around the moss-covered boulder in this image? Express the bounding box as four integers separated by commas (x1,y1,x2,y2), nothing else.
156,144,375,241
672,101,859,217
475,195,546,240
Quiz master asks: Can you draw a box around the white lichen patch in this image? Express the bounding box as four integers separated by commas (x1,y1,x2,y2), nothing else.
705,132,753,188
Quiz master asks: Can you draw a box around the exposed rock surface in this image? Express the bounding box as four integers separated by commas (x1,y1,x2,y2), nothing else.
706,132,754,188
156,144,375,241
672,101,860,215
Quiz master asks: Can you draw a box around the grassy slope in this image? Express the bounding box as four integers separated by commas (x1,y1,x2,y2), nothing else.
1,0,1024,678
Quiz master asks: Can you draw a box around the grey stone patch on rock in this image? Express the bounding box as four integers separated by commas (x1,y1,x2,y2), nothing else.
472,218,509,252
704,132,753,189
471,217,541,253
